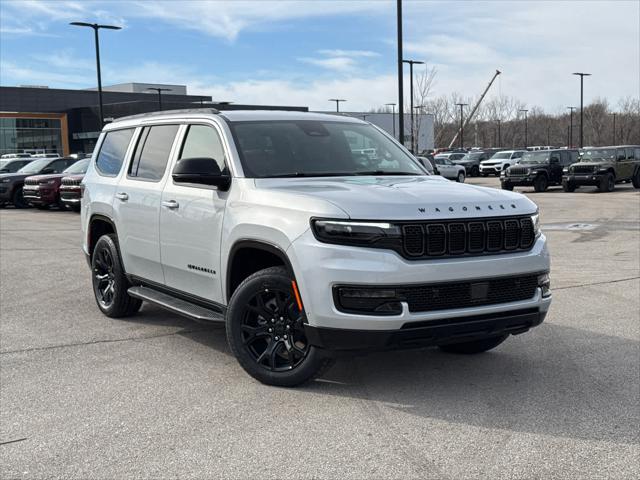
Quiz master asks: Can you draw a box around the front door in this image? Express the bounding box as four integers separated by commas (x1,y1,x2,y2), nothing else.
159,123,229,304
113,124,180,284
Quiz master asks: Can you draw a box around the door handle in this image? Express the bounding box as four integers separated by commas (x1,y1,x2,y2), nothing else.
161,200,179,209
115,192,128,201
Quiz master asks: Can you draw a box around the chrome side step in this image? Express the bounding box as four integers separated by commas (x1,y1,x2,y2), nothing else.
127,286,225,323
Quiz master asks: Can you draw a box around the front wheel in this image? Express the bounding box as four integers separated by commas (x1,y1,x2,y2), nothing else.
470,166,480,177
12,187,28,209
501,183,514,191
456,171,465,183
91,234,142,318
534,175,548,192
562,181,576,192
226,266,334,387
598,173,615,192
439,334,508,354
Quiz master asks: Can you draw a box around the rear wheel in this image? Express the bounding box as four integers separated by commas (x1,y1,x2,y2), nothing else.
91,234,141,318
470,166,480,177
12,187,28,209
439,334,508,354
598,172,615,192
534,175,548,192
632,169,640,189
456,171,465,183
226,266,334,387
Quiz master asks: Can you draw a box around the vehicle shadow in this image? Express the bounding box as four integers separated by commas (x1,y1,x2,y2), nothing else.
299,323,640,445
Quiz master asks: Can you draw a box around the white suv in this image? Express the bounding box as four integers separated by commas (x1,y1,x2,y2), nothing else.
81,109,551,386
480,150,527,176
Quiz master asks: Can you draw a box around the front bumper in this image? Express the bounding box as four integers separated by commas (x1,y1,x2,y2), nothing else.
501,176,534,186
59,187,81,206
288,228,552,333
480,164,501,174
305,307,546,351
563,173,603,186
23,186,57,206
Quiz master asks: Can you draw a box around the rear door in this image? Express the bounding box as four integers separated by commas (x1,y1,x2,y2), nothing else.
159,122,229,303
113,123,180,284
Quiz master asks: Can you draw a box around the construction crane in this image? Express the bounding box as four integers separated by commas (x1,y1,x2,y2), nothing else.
448,69,501,149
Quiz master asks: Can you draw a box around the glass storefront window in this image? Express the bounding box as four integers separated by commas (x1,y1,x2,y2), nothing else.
0,117,63,155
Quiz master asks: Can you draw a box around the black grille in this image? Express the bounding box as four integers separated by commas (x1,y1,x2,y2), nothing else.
61,177,81,186
24,178,38,186
401,216,535,259
398,274,539,313
509,167,528,176
572,165,595,174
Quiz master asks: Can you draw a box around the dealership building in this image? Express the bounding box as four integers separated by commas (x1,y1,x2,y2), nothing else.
0,83,307,156
0,83,433,156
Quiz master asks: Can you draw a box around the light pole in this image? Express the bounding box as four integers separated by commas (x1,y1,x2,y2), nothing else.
455,103,467,149
496,119,502,148
397,0,404,145
329,99,346,113
519,109,529,148
413,105,424,153
402,59,424,153
610,113,617,145
385,103,396,137
573,72,591,148
567,106,576,147
70,22,122,129
147,87,172,111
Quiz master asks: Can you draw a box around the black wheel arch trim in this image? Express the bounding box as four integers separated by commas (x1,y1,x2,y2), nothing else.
226,239,296,300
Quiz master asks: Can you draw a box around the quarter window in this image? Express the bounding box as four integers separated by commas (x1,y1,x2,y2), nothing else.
95,128,135,177
129,125,179,181
179,124,227,174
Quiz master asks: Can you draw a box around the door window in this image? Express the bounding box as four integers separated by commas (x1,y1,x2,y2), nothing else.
178,124,227,174
559,151,570,165
129,125,179,181
512,151,523,159
616,149,626,161
95,128,135,176
626,148,635,160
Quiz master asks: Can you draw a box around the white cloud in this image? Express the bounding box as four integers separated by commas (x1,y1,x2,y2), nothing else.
317,49,380,58
298,56,357,72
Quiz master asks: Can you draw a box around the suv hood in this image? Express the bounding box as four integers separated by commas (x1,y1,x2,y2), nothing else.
255,175,537,220
25,173,66,183
0,172,29,182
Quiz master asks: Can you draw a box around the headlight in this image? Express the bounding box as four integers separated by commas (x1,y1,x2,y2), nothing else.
538,272,551,298
311,219,402,248
531,213,541,238
41,179,56,185
0,178,11,183
563,167,568,173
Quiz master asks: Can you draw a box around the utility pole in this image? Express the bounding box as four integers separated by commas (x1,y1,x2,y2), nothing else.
496,119,501,148
147,87,172,111
385,103,396,137
573,72,591,148
402,59,424,153
328,99,346,113
397,0,404,145
610,113,617,144
567,106,576,147
455,103,467,149
519,109,529,148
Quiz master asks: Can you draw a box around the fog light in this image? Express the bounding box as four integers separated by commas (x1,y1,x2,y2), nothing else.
336,287,402,315
538,273,551,298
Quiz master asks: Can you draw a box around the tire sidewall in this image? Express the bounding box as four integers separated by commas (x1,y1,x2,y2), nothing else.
457,171,465,183
91,234,132,316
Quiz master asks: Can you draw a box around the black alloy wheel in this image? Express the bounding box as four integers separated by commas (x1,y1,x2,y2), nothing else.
93,245,116,309
12,187,28,209
471,165,479,177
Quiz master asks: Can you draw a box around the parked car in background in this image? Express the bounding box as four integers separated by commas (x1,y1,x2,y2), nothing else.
416,155,435,174
562,145,640,192
59,159,92,211
479,150,526,176
23,158,88,209
0,157,77,208
1,153,32,159
0,158,34,173
31,153,60,158
433,155,466,182
501,149,579,192
452,151,492,177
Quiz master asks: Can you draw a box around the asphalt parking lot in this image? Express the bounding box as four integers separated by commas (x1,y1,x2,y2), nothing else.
1,177,639,479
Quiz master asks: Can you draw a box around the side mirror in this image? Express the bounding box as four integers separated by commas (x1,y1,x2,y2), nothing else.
172,157,231,190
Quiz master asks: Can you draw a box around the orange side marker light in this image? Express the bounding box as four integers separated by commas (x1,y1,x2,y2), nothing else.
291,280,304,312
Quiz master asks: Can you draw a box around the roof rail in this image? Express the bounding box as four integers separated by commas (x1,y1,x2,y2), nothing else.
112,108,220,123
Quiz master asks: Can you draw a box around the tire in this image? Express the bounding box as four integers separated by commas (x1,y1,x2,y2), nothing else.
562,181,576,192
91,234,142,318
439,334,508,354
226,266,334,387
533,175,548,192
598,172,615,192
471,166,480,177
501,183,514,191
632,169,640,189
456,171,465,183
12,187,28,209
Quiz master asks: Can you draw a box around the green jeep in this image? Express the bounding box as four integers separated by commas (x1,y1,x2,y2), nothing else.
563,145,640,192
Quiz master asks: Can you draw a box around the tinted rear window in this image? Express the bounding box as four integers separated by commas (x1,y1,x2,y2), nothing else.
95,129,135,177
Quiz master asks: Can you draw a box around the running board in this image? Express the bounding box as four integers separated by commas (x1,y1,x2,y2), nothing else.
127,286,225,323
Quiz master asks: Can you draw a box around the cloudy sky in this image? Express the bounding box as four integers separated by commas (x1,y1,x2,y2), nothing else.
1,0,638,112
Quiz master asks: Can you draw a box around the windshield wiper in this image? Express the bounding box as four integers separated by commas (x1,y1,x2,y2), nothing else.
353,170,417,176
261,172,355,178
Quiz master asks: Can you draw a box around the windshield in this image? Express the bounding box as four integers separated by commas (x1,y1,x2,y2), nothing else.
230,120,426,177
490,152,511,160
63,158,89,174
581,149,616,162
17,158,51,174
520,151,551,164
